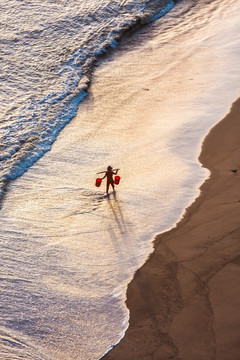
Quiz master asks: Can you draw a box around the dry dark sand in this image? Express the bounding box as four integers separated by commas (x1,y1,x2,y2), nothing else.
102,97,240,360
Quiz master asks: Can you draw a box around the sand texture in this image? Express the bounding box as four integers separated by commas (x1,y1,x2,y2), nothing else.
102,97,240,360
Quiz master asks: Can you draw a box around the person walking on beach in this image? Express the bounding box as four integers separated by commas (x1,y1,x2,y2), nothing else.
101,166,119,194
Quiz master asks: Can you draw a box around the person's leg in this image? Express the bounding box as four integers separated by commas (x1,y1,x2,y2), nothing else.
111,180,115,191
106,181,110,194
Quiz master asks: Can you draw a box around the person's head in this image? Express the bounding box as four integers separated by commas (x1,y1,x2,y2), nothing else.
107,165,112,171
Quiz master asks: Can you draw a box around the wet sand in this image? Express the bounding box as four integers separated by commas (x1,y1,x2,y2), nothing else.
102,97,240,360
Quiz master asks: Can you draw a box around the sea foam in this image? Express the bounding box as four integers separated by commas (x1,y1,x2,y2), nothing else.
0,0,175,199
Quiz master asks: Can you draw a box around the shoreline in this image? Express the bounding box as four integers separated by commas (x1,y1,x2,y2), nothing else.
102,97,240,360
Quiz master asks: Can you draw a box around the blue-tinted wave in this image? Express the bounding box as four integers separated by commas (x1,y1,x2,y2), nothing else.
0,0,176,199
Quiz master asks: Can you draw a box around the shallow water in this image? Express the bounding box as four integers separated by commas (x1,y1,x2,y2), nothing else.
0,0,173,195
1,0,240,359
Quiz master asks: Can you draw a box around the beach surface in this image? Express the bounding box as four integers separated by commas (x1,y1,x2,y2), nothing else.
102,97,240,360
1,1,240,359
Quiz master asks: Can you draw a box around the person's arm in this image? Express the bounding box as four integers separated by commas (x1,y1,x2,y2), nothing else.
101,172,107,180
113,169,118,175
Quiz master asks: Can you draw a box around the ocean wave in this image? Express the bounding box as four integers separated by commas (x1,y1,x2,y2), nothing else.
0,0,176,200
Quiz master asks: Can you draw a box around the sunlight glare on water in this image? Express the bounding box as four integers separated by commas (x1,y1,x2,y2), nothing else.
1,0,240,359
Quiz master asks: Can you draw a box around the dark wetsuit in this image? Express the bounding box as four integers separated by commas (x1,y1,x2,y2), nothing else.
102,170,117,193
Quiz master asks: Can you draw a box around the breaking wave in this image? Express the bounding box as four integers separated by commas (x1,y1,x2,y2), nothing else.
0,0,176,200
